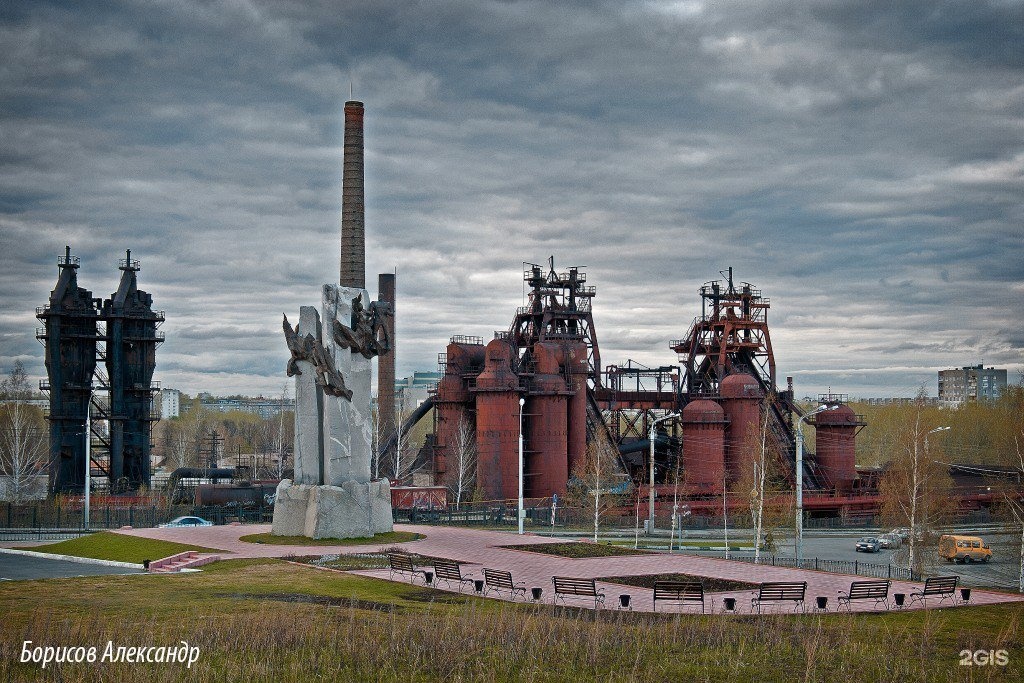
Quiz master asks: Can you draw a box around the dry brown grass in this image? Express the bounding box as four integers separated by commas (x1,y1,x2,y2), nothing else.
1,559,1021,682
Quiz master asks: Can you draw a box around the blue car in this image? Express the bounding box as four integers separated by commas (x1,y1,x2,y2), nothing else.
159,516,213,528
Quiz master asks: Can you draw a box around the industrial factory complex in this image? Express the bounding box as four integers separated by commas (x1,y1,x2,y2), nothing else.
384,259,874,519
27,99,1011,523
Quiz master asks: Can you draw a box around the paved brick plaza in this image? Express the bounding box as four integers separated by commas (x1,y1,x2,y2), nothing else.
116,524,1024,615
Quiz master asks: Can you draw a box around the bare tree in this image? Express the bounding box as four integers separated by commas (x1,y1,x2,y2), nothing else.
0,362,46,502
879,402,955,574
572,438,625,542
389,395,422,485
371,402,382,480
999,434,1024,593
391,396,409,483
751,410,770,564
275,382,290,478
163,405,211,471
450,414,477,507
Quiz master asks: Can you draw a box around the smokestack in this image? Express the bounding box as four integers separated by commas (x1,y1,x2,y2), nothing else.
377,272,396,446
341,100,365,289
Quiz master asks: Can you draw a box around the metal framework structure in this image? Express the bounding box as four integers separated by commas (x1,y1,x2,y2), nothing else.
592,361,680,483
670,267,775,396
669,268,816,489
37,248,163,494
504,258,601,385
36,247,98,495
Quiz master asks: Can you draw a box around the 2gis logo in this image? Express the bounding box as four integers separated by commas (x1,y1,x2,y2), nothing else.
959,649,1009,667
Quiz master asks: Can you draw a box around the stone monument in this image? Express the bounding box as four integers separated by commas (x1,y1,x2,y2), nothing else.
271,100,394,539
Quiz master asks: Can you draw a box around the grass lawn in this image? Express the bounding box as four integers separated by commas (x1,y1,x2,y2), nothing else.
502,541,650,558
1,558,1021,682
239,531,421,546
33,531,220,564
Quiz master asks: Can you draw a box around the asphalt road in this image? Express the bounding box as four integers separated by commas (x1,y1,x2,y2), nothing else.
684,531,1021,591
0,554,142,581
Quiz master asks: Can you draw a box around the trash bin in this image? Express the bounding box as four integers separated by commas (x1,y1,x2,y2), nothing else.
531,587,543,601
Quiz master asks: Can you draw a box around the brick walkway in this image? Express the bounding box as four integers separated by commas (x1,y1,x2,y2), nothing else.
114,524,1024,615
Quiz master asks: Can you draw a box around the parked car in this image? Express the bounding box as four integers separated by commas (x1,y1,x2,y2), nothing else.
878,533,901,549
855,537,882,553
158,516,213,528
938,534,992,564
890,527,911,541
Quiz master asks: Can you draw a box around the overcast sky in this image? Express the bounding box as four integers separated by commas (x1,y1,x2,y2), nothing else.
2,0,1022,400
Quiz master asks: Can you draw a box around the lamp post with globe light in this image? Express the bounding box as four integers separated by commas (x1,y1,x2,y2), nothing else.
796,404,838,563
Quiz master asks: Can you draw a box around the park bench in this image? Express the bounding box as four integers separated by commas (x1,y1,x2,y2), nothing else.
909,575,959,608
837,580,891,611
433,558,476,593
751,581,806,613
552,576,606,609
388,552,425,584
653,580,707,613
483,568,527,601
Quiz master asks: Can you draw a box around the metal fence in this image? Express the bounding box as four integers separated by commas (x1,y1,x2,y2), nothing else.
0,502,273,536
391,502,638,529
724,552,921,581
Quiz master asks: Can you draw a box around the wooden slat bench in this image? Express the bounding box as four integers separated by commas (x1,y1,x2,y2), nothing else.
653,580,707,613
838,580,891,611
483,568,527,601
909,575,959,607
751,581,806,613
433,558,476,593
552,576,605,609
388,552,425,584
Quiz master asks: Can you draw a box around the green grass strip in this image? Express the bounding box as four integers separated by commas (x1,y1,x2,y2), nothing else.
239,531,422,546
501,541,651,558
599,572,759,593
35,531,219,564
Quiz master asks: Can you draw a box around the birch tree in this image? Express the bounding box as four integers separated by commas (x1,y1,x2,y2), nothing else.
751,410,769,564
573,439,625,542
999,434,1024,593
450,414,477,507
879,402,955,574
0,362,46,502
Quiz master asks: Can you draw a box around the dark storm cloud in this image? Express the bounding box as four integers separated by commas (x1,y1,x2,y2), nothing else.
1,0,1022,397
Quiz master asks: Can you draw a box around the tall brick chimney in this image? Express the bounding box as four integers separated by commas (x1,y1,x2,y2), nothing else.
340,100,365,288
377,272,397,445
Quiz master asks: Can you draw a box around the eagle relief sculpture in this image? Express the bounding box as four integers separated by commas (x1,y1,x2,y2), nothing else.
282,314,353,401
333,293,392,359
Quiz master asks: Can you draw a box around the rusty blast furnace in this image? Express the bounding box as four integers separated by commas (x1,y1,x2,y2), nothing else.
668,268,864,498
389,262,867,516
433,260,602,501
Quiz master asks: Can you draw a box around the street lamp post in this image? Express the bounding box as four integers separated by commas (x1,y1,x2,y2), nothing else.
795,404,837,564
518,397,525,535
84,393,91,531
648,412,679,533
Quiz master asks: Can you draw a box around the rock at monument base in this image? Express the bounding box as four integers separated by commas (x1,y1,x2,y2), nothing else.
271,478,393,539
270,479,310,537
